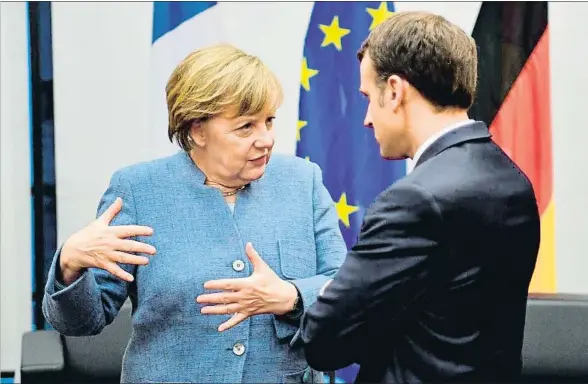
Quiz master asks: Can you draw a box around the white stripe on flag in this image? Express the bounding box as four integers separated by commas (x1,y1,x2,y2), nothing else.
150,5,225,158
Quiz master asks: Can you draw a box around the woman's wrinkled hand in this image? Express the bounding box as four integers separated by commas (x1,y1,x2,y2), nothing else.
59,197,156,285
196,242,299,332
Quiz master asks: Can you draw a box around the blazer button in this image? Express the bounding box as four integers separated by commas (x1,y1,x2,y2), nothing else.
232,260,245,272
233,342,245,356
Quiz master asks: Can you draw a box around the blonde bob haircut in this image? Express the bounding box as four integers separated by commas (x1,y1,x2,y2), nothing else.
166,44,284,151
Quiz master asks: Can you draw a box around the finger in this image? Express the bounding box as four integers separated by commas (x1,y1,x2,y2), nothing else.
98,197,123,225
196,292,240,304
113,239,157,255
111,225,154,238
203,278,246,291
200,303,241,315
218,312,248,332
101,261,134,282
245,242,267,270
108,251,150,266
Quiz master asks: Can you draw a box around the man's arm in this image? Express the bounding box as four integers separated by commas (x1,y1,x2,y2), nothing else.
297,182,444,371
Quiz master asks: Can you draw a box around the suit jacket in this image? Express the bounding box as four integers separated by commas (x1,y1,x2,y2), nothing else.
42,151,347,383
296,122,541,383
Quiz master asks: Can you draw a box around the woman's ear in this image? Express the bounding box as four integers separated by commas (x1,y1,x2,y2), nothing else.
190,120,207,147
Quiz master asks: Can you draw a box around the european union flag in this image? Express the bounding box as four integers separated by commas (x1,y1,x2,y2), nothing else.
296,2,404,382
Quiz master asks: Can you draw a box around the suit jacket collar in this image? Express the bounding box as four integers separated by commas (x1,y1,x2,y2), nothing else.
174,150,207,187
414,121,491,168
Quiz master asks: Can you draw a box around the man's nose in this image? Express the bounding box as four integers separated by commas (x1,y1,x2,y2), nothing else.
363,108,373,128
364,116,373,129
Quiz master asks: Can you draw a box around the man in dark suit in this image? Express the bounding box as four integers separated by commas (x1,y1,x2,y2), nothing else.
295,11,541,383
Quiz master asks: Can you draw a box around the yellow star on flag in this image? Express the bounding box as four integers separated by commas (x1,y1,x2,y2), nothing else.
366,2,394,31
297,120,308,141
301,57,319,92
319,15,351,51
335,193,360,228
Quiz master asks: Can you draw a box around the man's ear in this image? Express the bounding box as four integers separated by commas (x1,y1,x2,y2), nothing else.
190,120,206,147
386,74,405,111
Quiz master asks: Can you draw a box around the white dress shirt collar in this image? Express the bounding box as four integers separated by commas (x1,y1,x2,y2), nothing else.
412,119,474,165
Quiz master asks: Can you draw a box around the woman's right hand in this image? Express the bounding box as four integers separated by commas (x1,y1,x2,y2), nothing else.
59,197,156,285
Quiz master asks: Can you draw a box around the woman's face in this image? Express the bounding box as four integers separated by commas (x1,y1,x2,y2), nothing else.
190,105,276,186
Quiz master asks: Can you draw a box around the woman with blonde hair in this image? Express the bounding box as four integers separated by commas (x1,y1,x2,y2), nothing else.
42,44,346,383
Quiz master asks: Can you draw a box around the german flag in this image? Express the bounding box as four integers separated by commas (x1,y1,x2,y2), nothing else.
469,2,553,293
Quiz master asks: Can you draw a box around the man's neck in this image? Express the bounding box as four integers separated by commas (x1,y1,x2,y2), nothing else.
408,108,470,159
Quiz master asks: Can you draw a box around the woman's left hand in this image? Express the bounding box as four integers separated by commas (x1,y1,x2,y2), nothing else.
196,242,299,332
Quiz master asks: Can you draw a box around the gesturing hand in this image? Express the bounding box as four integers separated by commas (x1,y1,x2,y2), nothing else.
196,242,298,332
60,197,156,284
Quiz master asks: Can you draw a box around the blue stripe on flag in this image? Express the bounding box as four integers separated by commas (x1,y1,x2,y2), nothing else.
152,1,216,42
296,2,400,382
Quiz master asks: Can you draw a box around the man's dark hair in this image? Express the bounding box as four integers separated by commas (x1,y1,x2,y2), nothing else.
358,11,478,110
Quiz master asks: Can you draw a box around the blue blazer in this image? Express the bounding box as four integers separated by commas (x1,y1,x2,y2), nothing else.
43,151,347,383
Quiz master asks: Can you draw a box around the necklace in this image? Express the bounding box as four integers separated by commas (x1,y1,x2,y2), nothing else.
205,179,248,197
221,185,246,197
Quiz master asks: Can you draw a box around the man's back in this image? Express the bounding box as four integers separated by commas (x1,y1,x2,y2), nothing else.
297,10,541,384
297,122,540,383
357,122,541,382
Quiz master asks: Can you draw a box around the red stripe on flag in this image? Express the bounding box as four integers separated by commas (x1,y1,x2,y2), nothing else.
489,27,555,292
489,27,552,214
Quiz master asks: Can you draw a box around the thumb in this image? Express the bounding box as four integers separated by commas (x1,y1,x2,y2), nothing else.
98,197,123,225
245,242,266,270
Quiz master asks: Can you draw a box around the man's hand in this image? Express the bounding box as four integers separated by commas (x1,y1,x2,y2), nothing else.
196,242,299,332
